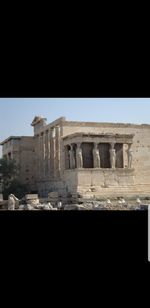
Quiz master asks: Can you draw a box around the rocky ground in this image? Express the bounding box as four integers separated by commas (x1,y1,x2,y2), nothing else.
0,195,149,210
0,201,149,210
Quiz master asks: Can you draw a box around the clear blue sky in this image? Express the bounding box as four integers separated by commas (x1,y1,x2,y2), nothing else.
0,98,150,157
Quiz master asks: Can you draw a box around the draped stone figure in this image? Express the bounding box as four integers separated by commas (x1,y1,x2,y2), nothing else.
109,149,116,169
76,144,83,168
93,143,100,168
128,148,133,168
69,145,76,169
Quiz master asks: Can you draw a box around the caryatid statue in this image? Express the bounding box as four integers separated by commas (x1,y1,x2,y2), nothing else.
69,144,76,169
128,145,133,168
76,143,83,168
93,143,100,168
109,145,116,169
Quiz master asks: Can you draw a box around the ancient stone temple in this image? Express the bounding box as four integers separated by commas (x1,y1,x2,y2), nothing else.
1,116,150,199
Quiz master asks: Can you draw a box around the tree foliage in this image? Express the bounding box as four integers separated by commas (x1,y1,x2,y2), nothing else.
0,157,31,199
0,157,19,183
3,179,30,199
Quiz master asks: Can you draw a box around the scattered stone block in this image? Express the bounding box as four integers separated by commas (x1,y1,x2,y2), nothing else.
25,194,39,206
25,194,38,200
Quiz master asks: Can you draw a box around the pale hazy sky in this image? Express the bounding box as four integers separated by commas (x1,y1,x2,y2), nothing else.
0,98,150,157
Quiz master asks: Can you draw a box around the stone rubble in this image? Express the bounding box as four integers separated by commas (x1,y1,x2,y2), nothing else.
25,194,40,206
47,192,61,205
18,203,58,211
0,193,149,210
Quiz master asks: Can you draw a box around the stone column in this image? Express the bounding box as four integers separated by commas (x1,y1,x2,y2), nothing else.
59,126,65,177
64,145,69,169
76,143,83,168
48,129,51,177
53,127,56,178
93,143,100,168
43,131,46,177
45,130,49,178
128,144,133,168
123,143,128,168
50,128,53,178
69,144,76,169
50,127,55,178
39,133,43,178
109,143,116,169
37,134,40,178
55,126,61,177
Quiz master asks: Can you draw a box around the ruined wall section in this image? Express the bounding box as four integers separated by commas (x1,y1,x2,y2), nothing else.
19,137,36,190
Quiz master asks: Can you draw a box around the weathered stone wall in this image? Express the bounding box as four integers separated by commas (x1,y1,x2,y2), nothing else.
36,180,65,197
64,170,78,193
19,137,36,190
1,136,36,190
61,121,150,197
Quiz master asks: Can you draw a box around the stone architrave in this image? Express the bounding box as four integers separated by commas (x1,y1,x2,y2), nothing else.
93,143,100,168
69,145,75,169
76,143,83,168
128,145,133,168
109,144,116,169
